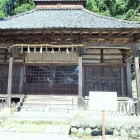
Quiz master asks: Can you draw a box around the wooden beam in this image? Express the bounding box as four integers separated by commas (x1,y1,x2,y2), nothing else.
7,47,14,107
0,28,140,35
83,63,126,66
126,60,132,97
9,43,84,49
133,41,140,115
0,34,139,43
86,42,134,49
124,49,133,61
0,43,13,48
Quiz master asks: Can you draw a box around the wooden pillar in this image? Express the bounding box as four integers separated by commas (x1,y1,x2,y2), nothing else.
126,60,132,97
78,56,82,97
133,41,140,115
77,48,85,110
7,47,14,107
19,66,24,94
121,66,125,97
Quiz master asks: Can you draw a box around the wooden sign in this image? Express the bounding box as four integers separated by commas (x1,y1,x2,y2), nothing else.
89,91,117,111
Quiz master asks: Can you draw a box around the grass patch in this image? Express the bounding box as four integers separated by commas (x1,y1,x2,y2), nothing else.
5,119,70,125
0,120,70,133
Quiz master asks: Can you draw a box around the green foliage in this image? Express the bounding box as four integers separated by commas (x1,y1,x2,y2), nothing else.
86,0,99,13
114,0,126,15
127,0,139,9
0,0,139,21
86,0,140,21
124,9,136,20
0,0,35,18
14,3,35,14
0,10,6,18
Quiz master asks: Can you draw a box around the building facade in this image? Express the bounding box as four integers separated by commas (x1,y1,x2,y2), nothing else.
0,0,140,114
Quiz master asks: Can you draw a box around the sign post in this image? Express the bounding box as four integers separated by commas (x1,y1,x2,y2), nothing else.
102,111,105,140
89,91,117,140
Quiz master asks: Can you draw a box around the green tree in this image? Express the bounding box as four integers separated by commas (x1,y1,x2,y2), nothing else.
14,1,35,14
0,0,35,18
124,9,136,20
86,0,99,13
127,0,139,9
86,0,140,21
0,0,10,18
0,10,6,18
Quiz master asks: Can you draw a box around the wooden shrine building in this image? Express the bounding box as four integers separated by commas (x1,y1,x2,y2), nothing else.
0,0,140,114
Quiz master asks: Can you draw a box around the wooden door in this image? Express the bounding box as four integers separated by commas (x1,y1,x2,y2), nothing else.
84,65,123,96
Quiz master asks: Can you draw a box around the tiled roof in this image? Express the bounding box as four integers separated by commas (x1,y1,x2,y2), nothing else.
34,0,85,1
0,8,140,30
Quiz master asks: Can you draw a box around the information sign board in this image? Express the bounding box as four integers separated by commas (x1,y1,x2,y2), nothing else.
89,91,117,111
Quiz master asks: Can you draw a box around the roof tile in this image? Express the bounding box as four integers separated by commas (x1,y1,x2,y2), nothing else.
0,8,139,29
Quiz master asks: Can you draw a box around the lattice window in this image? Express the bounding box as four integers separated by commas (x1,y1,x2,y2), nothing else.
25,65,78,84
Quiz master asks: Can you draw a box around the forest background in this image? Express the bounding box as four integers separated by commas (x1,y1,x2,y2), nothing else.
0,0,140,21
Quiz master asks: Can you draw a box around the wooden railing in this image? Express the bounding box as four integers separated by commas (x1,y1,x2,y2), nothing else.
117,98,138,116
84,96,138,116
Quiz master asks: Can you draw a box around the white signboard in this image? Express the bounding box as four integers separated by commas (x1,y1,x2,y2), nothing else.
89,91,117,111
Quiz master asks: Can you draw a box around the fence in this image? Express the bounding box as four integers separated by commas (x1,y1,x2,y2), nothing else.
84,96,138,116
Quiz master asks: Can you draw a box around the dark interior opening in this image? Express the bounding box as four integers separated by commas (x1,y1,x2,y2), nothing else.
11,98,20,103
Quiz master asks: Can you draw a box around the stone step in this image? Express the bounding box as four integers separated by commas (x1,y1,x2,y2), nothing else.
26,95,78,99
21,106,77,112
24,98,77,102
19,95,78,112
21,104,77,109
23,102,77,106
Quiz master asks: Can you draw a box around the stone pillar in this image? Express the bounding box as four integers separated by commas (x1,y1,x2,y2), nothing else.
133,41,140,115
7,47,14,107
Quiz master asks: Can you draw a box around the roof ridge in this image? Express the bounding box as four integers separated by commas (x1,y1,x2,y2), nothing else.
38,8,82,10
82,8,140,25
